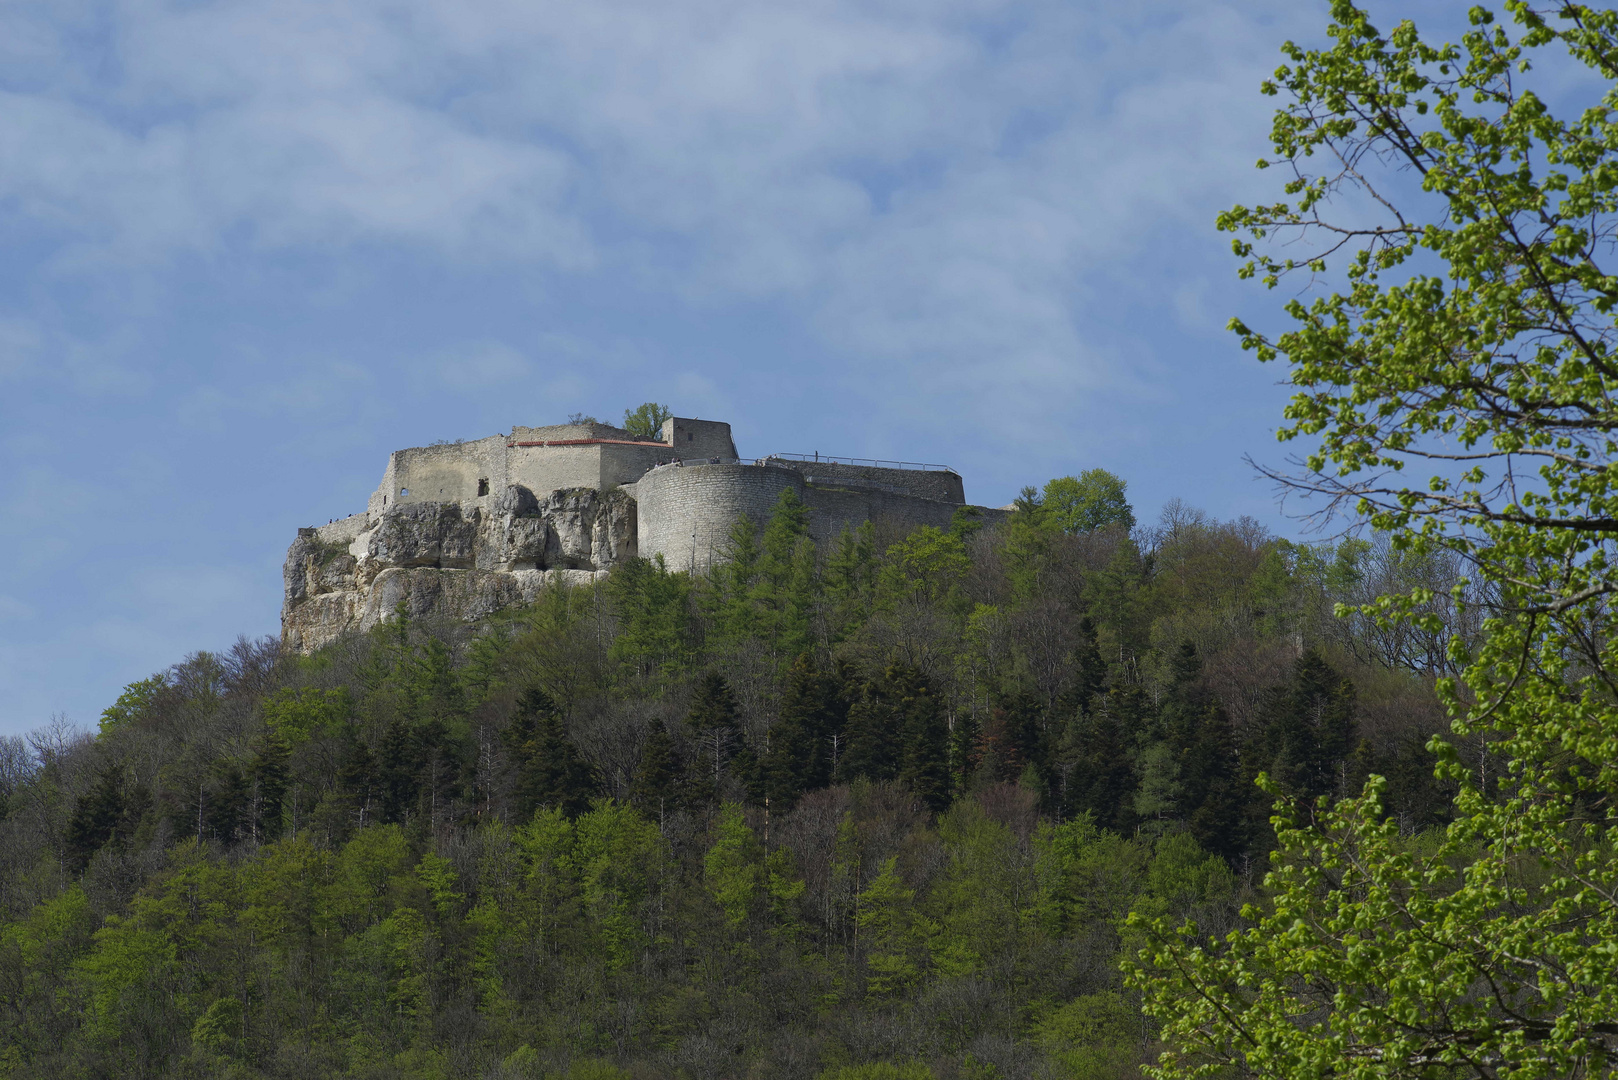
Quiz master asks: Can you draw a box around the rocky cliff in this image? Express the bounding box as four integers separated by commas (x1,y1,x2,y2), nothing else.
281,485,635,652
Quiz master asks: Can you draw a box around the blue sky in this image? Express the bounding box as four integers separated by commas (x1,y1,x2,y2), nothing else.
1,0,1436,733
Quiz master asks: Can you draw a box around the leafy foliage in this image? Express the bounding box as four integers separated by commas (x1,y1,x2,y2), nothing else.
1043,470,1136,535
0,451,1474,1077
621,402,673,438
1131,3,1618,1077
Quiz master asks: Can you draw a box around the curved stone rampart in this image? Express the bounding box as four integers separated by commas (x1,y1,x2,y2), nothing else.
637,461,801,572
637,460,1006,571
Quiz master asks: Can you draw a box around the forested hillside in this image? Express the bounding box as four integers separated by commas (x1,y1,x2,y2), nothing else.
0,483,1465,1080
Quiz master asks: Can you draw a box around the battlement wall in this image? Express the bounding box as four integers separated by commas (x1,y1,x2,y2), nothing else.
763,459,965,504
365,417,738,519
799,480,982,541
511,421,658,443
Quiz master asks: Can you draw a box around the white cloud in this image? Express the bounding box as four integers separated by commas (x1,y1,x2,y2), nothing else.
0,0,1312,456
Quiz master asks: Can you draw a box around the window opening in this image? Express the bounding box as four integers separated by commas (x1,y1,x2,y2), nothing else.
400,487,409,497
477,478,489,496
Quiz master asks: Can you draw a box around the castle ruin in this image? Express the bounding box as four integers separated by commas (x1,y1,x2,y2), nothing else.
281,416,1004,651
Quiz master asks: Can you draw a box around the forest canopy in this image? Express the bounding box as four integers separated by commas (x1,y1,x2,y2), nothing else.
0,479,1465,1079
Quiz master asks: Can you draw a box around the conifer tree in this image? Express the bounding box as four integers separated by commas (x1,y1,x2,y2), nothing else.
64,765,126,871
378,718,421,824
894,667,950,814
685,672,742,807
206,763,250,842
706,516,762,646
1244,650,1357,806
1061,688,1141,831
838,678,902,785
250,728,290,841
825,522,876,639
505,688,598,819
759,654,843,810
337,739,377,828
631,717,683,824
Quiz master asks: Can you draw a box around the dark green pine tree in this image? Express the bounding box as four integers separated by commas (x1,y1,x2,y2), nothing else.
378,718,423,825
685,672,742,806
415,718,462,830
631,718,684,823
838,678,902,784
1063,688,1142,831
1246,650,1358,805
338,740,378,828
893,667,951,814
207,763,251,843
251,728,291,842
505,688,598,819
65,764,127,871
1157,641,1206,751
1070,617,1107,715
1182,701,1245,862
752,489,816,660
1156,642,1246,861
976,690,1042,785
759,654,845,811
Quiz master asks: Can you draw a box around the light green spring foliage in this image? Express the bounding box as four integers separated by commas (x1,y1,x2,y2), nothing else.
877,525,970,613
261,686,353,746
1035,991,1140,1080
620,402,672,438
97,675,166,734
704,803,763,928
1042,470,1135,535
1130,2,1618,1077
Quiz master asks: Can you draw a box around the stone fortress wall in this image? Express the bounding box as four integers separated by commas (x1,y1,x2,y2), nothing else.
637,460,990,573
284,413,1004,651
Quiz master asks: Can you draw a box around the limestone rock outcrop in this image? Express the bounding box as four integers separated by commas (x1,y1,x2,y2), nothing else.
282,485,636,653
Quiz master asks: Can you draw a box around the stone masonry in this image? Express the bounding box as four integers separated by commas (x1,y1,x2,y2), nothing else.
281,416,1004,652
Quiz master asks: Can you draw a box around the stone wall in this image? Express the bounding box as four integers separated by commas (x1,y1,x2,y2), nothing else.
636,461,800,572
369,435,508,515
663,417,738,461
800,481,979,542
506,444,607,499
600,441,686,487
636,460,1006,571
764,458,965,503
366,417,739,518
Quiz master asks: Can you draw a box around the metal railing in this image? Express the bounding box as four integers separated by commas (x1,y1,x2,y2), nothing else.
764,452,955,473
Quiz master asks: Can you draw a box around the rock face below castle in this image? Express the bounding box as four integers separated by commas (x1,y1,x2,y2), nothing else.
282,486,634,653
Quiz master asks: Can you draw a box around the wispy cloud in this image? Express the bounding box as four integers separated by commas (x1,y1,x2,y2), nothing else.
0,0,1327,732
